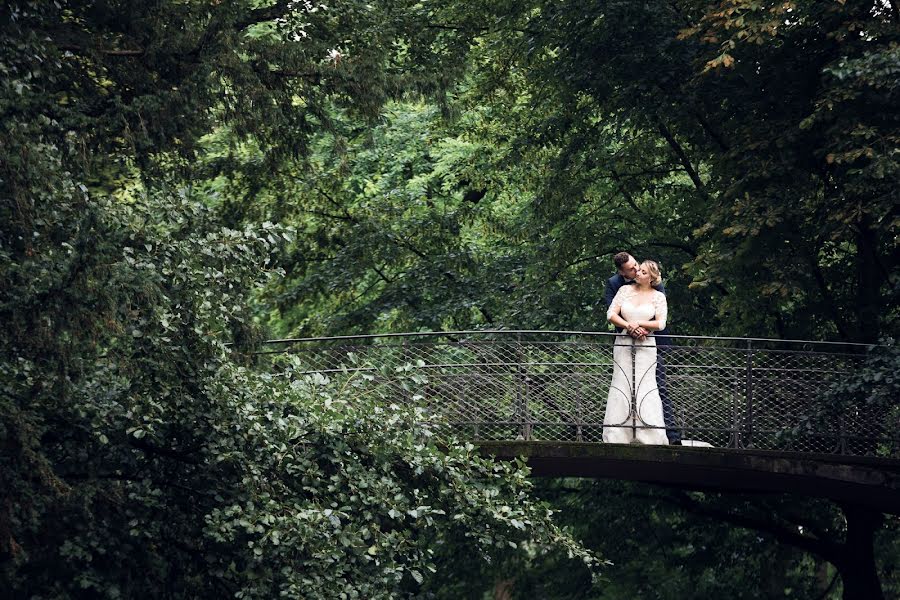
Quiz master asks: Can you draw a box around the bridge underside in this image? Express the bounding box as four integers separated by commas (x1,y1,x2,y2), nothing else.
477,442,900,515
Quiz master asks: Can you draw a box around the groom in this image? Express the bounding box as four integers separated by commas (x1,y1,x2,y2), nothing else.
604,252,682,445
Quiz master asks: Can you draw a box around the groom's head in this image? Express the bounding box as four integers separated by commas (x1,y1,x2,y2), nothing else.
614,252,639,280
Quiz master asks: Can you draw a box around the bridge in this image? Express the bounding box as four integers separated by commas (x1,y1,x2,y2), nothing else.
259,331,900,514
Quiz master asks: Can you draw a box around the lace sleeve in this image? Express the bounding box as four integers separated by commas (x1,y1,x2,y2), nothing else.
606,286,631,321
653,291,668,331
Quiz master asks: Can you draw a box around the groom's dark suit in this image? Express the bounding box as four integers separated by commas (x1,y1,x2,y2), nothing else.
604,273,681,444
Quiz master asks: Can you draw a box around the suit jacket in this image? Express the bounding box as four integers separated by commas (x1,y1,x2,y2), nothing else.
603,273,669,338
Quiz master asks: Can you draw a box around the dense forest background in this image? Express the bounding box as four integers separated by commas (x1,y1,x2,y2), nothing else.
2,0,898,598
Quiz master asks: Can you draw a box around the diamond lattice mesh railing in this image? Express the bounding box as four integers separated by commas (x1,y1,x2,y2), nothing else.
261,331,898,458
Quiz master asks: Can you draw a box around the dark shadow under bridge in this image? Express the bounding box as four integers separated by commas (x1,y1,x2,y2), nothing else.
260,331,900,514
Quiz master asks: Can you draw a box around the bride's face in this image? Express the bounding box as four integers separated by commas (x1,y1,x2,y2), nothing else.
635,265,651,285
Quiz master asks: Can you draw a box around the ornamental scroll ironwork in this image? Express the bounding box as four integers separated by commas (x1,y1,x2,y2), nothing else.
258,331,898,458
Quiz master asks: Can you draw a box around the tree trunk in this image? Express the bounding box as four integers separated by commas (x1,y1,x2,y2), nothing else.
836,504,884,600
493,578,515,600
854,214,881,344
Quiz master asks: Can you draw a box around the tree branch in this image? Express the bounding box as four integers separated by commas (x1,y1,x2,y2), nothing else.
664,492,842,563
646,240,697,257
298,208,353,221
128,437,203,465
235,1,292,30
814,570,840,600
57,44,144,56
267,69,322,81
691,109,730,153
777,508,835,545
371,263,395,284
383,234,494,324
316,188,355,221
63,471,208,497
424,22,540,35
655,118,708,197
608,169,645,214
802,242,852,341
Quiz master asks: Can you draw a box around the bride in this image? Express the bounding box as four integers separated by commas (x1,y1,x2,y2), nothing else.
603,260,669,445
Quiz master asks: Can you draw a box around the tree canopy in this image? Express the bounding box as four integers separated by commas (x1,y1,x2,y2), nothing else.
206,0,898,342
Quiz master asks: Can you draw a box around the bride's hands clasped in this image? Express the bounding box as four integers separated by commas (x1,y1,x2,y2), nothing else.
625,322,649,340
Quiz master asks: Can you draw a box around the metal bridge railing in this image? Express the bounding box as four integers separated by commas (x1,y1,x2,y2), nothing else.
258,331,897,458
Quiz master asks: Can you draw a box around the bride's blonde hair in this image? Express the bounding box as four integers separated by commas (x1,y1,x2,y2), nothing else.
641,260,662,287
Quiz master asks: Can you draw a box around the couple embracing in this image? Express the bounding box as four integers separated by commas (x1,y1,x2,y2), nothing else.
602,252,681,446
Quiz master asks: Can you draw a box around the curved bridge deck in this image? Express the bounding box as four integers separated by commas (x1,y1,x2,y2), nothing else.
480,442,900,514
261,331,899,511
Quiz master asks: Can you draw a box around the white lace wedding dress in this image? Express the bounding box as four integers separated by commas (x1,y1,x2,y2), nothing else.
603,286,669,445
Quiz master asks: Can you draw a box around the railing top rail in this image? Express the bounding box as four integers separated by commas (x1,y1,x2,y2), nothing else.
260,330,879,349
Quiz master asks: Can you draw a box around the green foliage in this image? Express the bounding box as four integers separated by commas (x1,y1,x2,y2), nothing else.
237,96,710,337
247,101,531,334
672,0,899,342
1,4,598,595
0,187,597,597
823,338,900,414
225,0,897,342
799,338,900,456
195,360,599,599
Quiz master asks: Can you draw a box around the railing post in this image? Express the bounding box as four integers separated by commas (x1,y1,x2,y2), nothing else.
516,332,532,441
402,337,412,406
838,415,848,455
574,376,583,442
744,339,754,449
731,374,741,449
464,364,476,440
631,340,637,441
